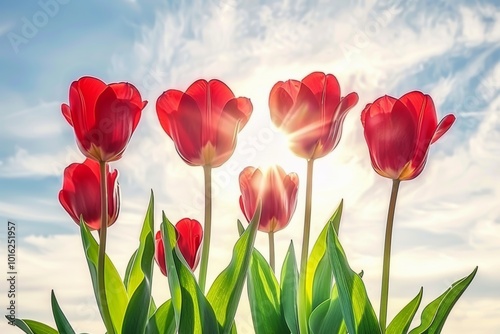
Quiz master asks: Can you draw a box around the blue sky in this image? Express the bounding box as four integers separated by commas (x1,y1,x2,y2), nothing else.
1,0,499,333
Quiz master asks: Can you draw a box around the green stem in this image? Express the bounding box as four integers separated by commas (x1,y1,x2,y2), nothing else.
198,165,212,293
268,231,275,272
298,158,315,334
98,161,114,334
379,179,401,333
300,159,314,276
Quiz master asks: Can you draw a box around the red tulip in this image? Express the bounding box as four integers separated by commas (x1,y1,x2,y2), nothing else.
61,76,147,162
361,91,456,180
58,158,120,230
155,218,203,276
269,72,359,160
156,79,253,167
239,166,299,233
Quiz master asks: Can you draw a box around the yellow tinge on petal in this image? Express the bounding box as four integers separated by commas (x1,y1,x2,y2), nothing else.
201,141,216,166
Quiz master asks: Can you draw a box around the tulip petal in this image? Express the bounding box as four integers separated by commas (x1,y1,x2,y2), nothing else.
109,82,147,133
362,96,418,179
320,91,359,158
156,89,185,139
400,91,438,130
176,218,203,270
170,93,205,165
154,230,167,276
400,92,437,160
77,76,107,115
93,86,143,161
61,104,73,126
239,166,260,223
239,196,250,222
70,77,107,138
431,114,456,144
59,160,101,230
285,83,323,158
107,168,120,226
212,97,253,167
239,166,298,233
302,72,340,106
269,80,301,128
157,79,251,167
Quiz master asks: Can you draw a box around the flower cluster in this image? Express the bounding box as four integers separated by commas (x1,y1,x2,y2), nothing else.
14,71,475,334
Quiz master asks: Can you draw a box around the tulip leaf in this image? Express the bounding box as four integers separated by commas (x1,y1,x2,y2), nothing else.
386,288,423,334
309,285,346,334
122,279,154,334
326,224,381,334
298,201,343,334
9,318,58,334
206,204,261,333
161,215,220,333
247,246,289,334
146,299,176,334
124,248,138,288
237,219,245,236
160,214,182,332
80,219,128,333
50,290,76,334
280,241,299,334
309,201,342,308
122,191,155,334
409,267,478,334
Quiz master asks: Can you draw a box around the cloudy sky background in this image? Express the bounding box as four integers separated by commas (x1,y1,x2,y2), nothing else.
0,0,499,332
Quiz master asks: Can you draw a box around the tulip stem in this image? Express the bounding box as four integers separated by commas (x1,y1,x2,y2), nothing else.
298,159,315,334
379,179,401,333
300,159,314,276
268,231,275,272
198,165,212,293
98,161,114,334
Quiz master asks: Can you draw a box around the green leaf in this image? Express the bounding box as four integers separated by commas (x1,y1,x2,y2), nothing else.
409,267,478,334
10,318,58,334
386,288,423,334
206,204,261,333
146,300,176,334
122,191,156,334
50,290,76,334
80,219,128,333
124,248,138,287
280,241,299,334
326,224,381,334
309,286,346,334
160,214,182,333
237,219,245,236
161,216,220,333
122,279,154,334
247,247,289,334
298,201,343,334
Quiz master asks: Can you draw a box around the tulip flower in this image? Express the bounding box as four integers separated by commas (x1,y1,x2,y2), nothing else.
58,158,120,230
239,165,299,271
156,79,252,292
61,76,147,162
269,71,359,160
269,72,358,302
155,218,203,276
361,90,456,181
360,91,455,332
156,79,253,167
